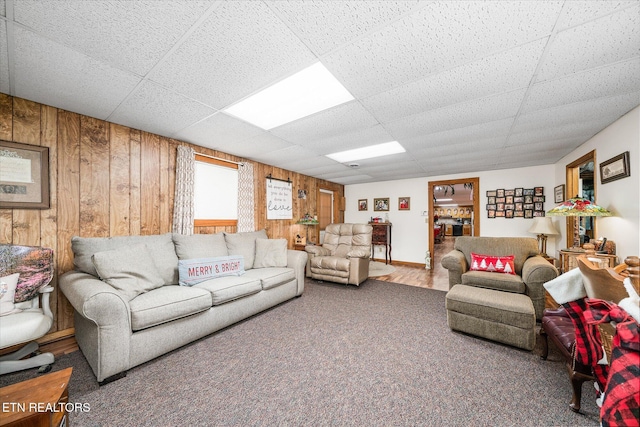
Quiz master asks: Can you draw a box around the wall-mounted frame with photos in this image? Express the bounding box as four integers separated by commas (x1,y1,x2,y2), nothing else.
398,197,410,210
487,187,544,219
374,198,389,211
0,140,50,209
600,151,630,184
358,199,368,211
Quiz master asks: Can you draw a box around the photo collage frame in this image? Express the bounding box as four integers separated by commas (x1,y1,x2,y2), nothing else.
486,187,545,219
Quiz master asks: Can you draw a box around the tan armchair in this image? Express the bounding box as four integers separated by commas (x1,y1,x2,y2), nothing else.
305,223,373,285
441,236,558,320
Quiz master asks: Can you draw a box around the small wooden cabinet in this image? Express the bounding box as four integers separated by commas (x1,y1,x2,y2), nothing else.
369,222,392,264
0,367,73,427
558,250,617,273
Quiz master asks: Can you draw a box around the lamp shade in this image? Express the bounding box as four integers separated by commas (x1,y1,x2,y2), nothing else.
527,217,558,235
546,196,612,217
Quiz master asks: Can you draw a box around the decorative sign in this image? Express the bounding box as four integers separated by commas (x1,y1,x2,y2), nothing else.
266,179,292,220
178,255,245,286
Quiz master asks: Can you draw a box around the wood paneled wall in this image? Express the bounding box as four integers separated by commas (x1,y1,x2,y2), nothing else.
0,94,343,340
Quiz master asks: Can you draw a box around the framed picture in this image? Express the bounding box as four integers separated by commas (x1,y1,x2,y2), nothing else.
554,184,565,203
0,140,50,209
534,187,544,196
398,197,410,210
486,190,497,197
514,188,523,197
358,199,368,211
600,151,630,184
505,210,514,218
505,189,515,197
496,189,505,197
524,209,533,218
523,188,535,196
487,210,496,218
374,198,389,211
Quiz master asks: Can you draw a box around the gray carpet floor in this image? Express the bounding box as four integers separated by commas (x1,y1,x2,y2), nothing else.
1,279,601,426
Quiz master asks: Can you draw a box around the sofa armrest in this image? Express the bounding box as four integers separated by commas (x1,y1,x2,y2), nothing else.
287,250,308,296
441,249,467,289
59,270,132,381
522,256,559,320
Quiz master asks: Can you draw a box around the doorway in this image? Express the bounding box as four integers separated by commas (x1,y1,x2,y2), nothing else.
566,150,597,248
318,189,334,244
428,178,480,279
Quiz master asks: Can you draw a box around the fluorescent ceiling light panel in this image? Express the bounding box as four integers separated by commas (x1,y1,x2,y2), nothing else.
224,62,354,130
326,141,406,163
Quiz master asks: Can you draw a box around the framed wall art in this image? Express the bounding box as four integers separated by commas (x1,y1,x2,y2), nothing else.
486,186,544,219
358,199,368,211
398,197,410,210
374,198,389,211
0,140,50,209
554,184,565,203
600,151,630,184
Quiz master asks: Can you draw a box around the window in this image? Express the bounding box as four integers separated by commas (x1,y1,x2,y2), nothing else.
194,155,238,227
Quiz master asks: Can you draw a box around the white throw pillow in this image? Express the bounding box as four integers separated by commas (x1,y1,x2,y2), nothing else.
253,239,288,268
0,273,21,316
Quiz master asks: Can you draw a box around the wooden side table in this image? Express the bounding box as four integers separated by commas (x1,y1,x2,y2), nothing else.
369,222,392,264
0,367,73,427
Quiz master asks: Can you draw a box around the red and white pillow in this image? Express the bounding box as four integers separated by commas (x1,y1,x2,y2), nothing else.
470,253,516,275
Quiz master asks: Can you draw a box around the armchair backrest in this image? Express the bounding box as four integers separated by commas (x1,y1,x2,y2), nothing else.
453,236,539,275
322,223,372,257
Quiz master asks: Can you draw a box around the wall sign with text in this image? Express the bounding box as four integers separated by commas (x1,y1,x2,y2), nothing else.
266,178,292,220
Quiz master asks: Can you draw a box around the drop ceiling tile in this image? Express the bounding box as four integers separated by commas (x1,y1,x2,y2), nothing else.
514,91,640,133
0,20,8,93
268,0,422,55
174,112,264,149
362,39,546,123
536,5,640,82
217,133,295,161
400,118,513,150
384,89,526,140
148,1,316,109
1,0,5,17
300,124,394,155
524,59,640,113
13,27,141,120
252,145,320,169
109,81,216,137
327,174,374,185
324,1,561,98
14,1,212,76
295,164,353,177
554,1,637,30
270,100,379,144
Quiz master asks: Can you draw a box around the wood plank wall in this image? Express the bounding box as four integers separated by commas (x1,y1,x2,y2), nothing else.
0,94,343,341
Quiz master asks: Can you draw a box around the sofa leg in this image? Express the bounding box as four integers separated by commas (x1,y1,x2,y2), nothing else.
567,367,593,413
99,371,126,386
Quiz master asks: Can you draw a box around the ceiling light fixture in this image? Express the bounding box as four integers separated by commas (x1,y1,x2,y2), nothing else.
326,141,405,163
223,62,354,130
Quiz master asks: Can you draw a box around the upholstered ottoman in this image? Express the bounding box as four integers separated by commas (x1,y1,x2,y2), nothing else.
445,284,536,350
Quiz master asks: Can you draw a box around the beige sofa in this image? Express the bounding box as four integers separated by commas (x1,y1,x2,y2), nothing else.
60,231,307,384
441,236,558,320
305,223,372,285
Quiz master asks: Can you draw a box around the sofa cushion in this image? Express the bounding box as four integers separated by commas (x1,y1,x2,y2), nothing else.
178,256,245,286
72,233,179,285
194,275,262,305
224,229,268,270
470,253,516,275
129,285,212,331
462,271,526,294
92,244,165,301
243,267,296,290
172,233,228,260
253,238,287,268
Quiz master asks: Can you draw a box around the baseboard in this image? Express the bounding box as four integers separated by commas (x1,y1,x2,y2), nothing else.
371,258,426,269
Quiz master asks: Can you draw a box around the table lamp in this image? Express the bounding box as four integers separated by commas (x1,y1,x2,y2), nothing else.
546,196,611,249
527,217,558,257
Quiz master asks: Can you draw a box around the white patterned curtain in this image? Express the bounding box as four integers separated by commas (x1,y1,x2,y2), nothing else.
172,146,195,235
237,162,255,232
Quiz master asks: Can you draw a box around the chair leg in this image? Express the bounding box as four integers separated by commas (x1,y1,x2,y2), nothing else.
0,341,54,375
539,328,549,360
567,366,593,413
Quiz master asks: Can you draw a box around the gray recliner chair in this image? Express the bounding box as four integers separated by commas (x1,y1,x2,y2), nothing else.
305,223,373,286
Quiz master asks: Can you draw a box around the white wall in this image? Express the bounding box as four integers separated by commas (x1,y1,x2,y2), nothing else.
345,106,639,264
345,164,556,264
554,106,639,260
